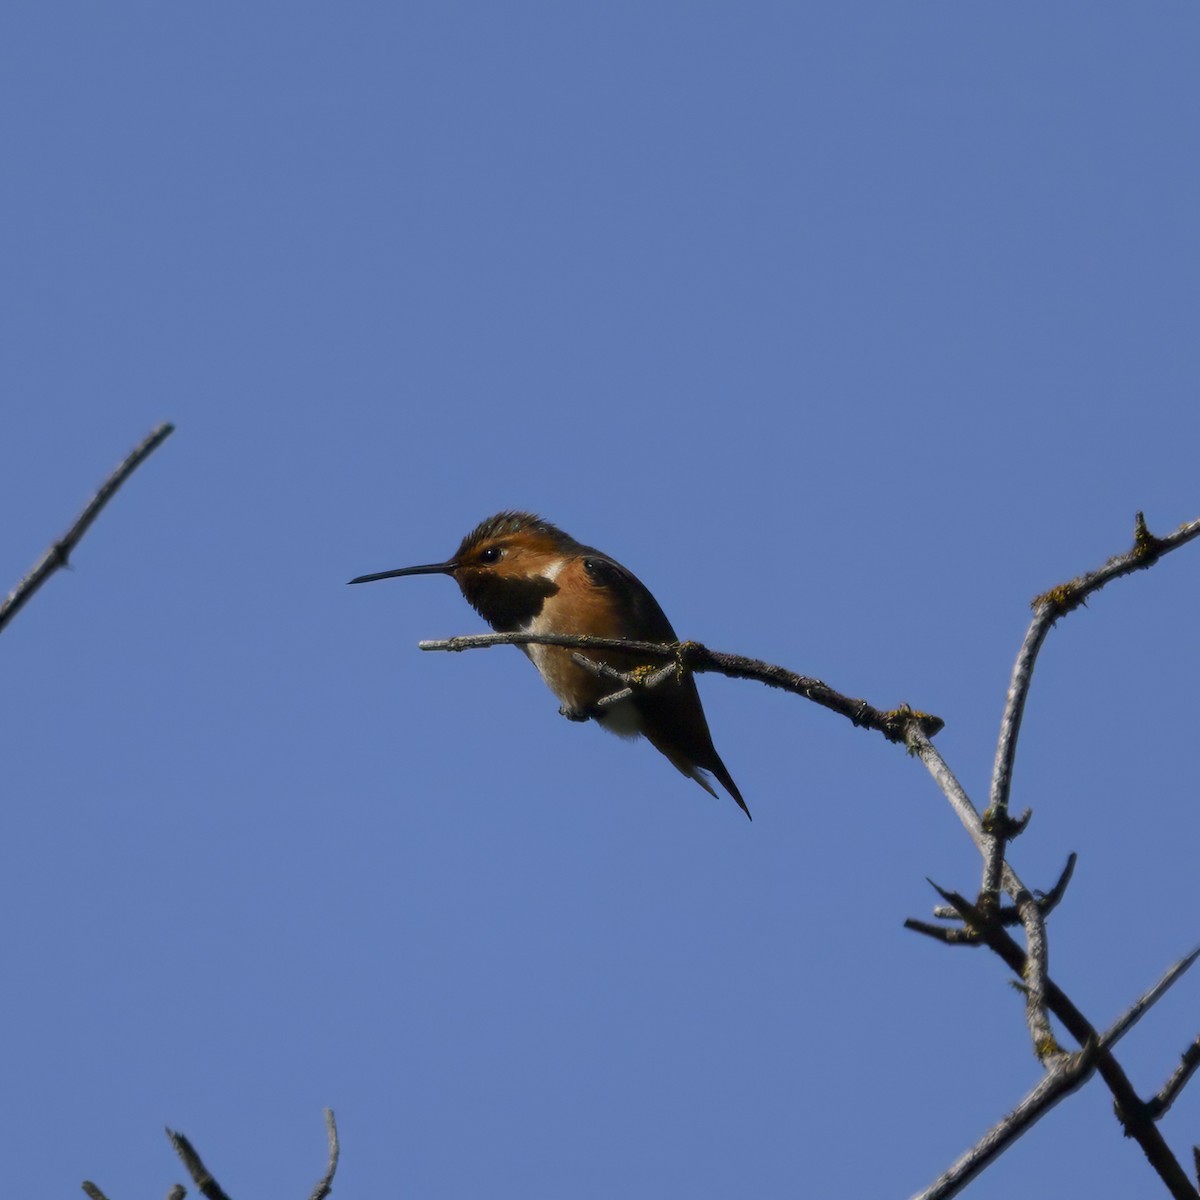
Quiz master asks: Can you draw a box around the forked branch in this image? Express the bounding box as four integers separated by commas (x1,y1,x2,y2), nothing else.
82,1110,339,1200
913,951,1200,1200
984,512,1200,900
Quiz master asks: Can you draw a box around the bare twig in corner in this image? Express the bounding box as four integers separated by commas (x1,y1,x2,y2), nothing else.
914,950,1200,1200
166,1128,232,1200
0,422,175,637
308,1108,340,1200
913,1043,1099,1200
80,1184,111,1200
915,950,1200,1200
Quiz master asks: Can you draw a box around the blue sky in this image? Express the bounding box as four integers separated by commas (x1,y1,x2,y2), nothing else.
2,5,1199,1197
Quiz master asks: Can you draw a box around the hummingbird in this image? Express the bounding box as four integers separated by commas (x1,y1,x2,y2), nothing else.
349,511,749,818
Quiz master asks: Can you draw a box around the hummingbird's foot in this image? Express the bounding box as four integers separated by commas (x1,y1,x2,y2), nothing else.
559,703,598,723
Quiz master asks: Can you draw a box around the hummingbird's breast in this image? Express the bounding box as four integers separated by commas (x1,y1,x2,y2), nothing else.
520,556,646,726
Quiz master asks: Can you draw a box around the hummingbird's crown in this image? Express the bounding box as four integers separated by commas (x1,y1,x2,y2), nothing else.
455,511,580,561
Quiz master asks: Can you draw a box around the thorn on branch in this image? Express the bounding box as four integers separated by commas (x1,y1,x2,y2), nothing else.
165,1128,232,1200
1132,511,1165,563
925,879,991,934
1146,1034,1200,1121
987,854,1078,925
982,806,1032,841
903,917,982,946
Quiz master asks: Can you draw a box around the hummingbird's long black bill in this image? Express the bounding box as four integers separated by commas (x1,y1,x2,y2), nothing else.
347,561,457,585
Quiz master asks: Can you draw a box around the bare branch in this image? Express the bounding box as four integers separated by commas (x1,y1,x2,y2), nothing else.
165,1128,232,1200
81,1184,111,1200
905,728,990,858
307,1108,340,1200
166,1187,186,1200
420,632,944,743
0,422,175,637
984,512,1200,901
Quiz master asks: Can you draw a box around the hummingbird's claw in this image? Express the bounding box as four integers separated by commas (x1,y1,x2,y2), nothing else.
559,703,595,723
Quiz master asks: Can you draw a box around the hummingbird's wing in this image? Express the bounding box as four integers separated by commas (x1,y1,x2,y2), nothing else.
579,554,750,819
579,553,680,641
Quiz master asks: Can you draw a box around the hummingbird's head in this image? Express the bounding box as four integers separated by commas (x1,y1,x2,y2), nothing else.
348,511,581,630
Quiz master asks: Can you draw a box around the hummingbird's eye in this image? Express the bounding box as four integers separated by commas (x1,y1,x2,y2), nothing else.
478,546,504,564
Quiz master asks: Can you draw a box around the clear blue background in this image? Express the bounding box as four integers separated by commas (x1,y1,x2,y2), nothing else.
2,5,1198,1197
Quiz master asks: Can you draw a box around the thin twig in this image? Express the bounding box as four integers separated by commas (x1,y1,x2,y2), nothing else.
421,632,944,742
165,1129,232,1200
984,512,1200,901
909,729,1067,1065
983,615,1053,897
0,422,175,637
1149,1036,1200,1121
1104,949,1200,1051
166,1186,186,1200
81,1184,111,1200
307,1108,340,1200
565,653,682,714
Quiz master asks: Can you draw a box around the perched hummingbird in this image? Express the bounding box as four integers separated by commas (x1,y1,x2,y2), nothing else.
349,511,749,818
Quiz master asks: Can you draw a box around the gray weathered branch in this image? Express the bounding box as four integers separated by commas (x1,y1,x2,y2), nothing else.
308,1109,340,1200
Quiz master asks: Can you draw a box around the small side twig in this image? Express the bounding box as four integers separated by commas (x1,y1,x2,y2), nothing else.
80,1184,111,1200
0,422,175,637
929,854,1078,925
1148,1036,1200,1121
